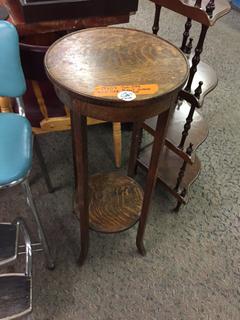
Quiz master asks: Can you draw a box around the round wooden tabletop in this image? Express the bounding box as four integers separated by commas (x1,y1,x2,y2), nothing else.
45,27,189,111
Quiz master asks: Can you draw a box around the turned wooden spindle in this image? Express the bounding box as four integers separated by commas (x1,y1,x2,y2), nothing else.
174,143,194,192
178,82,203,149
185,24,208,92
194,81,203,100
206,0,215,18
180,18,192,52
180,0,202,52
178,105,195,150
152,4,162,35
185,37,193,55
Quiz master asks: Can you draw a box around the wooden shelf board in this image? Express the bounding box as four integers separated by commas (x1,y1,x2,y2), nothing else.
88,173,143,233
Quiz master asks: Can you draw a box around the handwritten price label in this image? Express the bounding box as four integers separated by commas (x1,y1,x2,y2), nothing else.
93,84,159,97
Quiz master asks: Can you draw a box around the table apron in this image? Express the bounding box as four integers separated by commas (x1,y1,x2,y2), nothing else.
53,85,178,122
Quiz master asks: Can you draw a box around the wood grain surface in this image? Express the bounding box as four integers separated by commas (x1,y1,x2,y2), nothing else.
45,27,188,108
89,173,143,233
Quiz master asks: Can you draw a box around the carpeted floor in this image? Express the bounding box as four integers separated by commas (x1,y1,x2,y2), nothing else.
1,1,240,319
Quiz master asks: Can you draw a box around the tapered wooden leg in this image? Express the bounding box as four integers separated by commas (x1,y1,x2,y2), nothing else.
112,122,122,168
136,109,170,255
70,109,89,266
128,122,142,178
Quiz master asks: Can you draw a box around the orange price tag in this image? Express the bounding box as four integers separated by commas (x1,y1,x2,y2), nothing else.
93,84,159,97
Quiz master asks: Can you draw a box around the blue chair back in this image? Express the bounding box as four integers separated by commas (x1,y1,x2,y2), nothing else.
0,21,26,97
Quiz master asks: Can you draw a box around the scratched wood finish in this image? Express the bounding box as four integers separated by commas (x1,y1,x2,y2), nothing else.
150,0,231,26
0,275,32,319
88,173,143,233
45,27,189,117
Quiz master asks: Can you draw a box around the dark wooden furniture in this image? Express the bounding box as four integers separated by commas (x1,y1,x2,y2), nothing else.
1,0,137,35
0,0,139,168
17,0,138,23
45,27,189,264
138,0,231,210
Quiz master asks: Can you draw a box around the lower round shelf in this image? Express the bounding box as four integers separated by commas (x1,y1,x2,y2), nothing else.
89,173,143,233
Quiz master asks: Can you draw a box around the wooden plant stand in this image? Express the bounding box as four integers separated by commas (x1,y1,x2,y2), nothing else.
45,27,189,264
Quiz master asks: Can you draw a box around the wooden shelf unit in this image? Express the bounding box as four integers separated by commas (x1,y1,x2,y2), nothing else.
138,0,230,210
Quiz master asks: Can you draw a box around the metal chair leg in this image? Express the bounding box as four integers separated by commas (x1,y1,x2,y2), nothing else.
22,180,55,270
34,136,54,193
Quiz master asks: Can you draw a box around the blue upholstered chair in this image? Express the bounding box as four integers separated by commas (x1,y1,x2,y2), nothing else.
0,21,54,269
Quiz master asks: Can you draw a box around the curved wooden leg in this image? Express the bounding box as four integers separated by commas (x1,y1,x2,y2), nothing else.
136,109,170,255
112,122,122,168
70,110,89,266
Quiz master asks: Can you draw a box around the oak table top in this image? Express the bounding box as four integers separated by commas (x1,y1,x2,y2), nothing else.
45,27,188,114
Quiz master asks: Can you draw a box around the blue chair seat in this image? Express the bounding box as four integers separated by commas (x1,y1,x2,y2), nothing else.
0,113,32,186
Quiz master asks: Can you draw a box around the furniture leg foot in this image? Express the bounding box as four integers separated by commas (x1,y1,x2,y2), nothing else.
78,245,89,266
136,237,146,256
